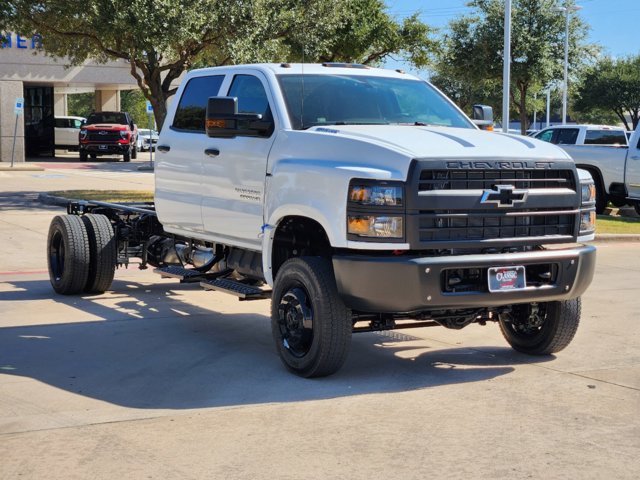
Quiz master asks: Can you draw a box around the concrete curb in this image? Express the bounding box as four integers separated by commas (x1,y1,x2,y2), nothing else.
0,163,45,171
593,234,640,242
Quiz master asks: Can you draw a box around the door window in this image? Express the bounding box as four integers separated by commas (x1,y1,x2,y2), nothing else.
172,75,225,132
555,128,579,145
536,129,554,143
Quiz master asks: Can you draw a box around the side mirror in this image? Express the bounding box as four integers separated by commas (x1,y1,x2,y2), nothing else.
471,104,494,130
206,96,273,138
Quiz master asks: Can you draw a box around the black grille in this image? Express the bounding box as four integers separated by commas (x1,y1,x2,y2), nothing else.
418,210,575,242
87,131,121,141
419,169,575,191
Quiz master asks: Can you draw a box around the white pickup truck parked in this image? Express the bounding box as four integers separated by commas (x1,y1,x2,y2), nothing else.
533,124,638,212
46,63,597,377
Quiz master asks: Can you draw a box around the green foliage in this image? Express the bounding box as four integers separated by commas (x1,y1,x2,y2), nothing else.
574,56,640,130
434,0,595,132
67,92,95,119
6,0,435,129
121,90,153,129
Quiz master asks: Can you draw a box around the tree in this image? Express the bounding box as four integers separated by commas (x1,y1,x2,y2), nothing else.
574,56,640,130
434,0,595,133
4,0,435,129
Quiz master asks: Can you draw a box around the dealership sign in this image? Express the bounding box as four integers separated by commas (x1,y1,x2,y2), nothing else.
1,33,43,49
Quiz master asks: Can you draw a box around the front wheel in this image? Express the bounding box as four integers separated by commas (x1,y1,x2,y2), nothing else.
271,257,352,378
123,150,131,162
499,298,581,355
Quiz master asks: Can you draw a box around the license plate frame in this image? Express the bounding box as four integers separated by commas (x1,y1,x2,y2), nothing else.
98,144,108,150
488,265,526,292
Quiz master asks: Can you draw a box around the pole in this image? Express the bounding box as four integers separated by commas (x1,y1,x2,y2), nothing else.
546,90,551,128
502,0,512,133
562,6,569,124
533,93,537,131
148,114,154,169
11,114,18,168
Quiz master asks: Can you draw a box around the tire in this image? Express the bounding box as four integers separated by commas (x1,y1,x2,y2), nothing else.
594,181,607,214
499,298,581,355
47,215,91,295
131,145,137,159
123,149,131,162
82,214,117,294
79,152,88,161
271,257,352,378
90,153,97,160
634,202,640,216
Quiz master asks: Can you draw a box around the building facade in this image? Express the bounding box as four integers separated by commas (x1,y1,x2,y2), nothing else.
0,32,140,162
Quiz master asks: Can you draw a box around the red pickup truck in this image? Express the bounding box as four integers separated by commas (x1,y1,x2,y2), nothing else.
79,111,138,162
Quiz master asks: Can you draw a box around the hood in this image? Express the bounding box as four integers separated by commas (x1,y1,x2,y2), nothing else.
308,125,571,161
85,124,128,130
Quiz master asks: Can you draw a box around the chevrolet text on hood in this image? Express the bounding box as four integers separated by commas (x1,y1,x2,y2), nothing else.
44,63,597,379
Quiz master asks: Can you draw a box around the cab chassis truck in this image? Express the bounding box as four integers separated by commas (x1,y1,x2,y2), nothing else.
46,63,597,378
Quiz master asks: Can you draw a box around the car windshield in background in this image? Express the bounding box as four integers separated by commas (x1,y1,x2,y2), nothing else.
277,74,474,130
584,130,627,145
85,113,127,125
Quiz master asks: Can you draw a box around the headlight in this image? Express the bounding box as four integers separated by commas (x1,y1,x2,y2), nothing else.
120,130,129,140
348,216,403,238
79,129,87,140
580,211,596,233
349,184,403,206
581,182,596,205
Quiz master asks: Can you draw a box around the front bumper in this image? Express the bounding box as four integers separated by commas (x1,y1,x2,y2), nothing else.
80,143,130,155
332,244,596,313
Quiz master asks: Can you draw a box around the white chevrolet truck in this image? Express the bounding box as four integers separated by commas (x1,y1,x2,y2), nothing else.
46,63,597,377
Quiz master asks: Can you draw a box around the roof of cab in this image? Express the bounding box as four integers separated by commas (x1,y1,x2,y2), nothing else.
186,63,419,80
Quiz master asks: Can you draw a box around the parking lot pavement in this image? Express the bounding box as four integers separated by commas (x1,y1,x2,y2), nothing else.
0,167,639,479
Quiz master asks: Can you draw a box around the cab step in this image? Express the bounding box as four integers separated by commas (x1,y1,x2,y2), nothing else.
154,265,213,283
200,278,272,300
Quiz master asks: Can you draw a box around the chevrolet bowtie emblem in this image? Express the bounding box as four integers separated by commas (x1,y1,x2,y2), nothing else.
480,184,527,207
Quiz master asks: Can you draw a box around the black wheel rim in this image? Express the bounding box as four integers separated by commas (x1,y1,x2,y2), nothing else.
277,286,314,358
49,230,65,281
504,304,548,346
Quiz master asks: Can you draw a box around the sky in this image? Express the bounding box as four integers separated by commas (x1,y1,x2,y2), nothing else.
384,0,639,74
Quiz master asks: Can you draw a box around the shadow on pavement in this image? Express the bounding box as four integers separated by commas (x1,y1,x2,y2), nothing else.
0,191,65,211
0,277,552,410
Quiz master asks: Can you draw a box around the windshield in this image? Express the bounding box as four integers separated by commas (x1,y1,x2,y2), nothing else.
277,74,474,130
85,112,127,125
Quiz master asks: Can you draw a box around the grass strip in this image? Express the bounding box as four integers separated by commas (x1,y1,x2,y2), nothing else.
48,190,153,203
596,215,640,234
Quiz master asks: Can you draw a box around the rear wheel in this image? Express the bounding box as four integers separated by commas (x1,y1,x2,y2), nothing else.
271,257,352,378
123,149,131,162
131,145,138,159
499,299,581,355
47,215,91,295
594,181,607,214
82,214,117,293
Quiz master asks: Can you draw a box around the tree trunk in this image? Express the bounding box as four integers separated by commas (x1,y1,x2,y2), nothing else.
518,83,528,135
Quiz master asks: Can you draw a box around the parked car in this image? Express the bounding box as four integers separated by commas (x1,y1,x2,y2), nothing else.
137,128,159,151
79,111,138,162
533,124,628,146
54,116,85,151
534,125,633,212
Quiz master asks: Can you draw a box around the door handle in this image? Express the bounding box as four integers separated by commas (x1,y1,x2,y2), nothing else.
204,148,220,157
157,145,170,153
630,155,640,160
